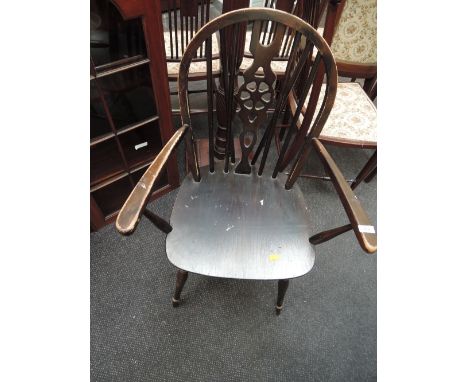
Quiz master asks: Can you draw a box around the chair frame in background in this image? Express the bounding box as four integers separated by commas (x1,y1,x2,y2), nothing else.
331,0,377,187
163,0,217,81
278,0,377,189
162,0,221,117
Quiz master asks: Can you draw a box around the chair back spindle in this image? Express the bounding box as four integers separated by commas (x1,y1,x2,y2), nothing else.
163,0,212,61
253,0,324,61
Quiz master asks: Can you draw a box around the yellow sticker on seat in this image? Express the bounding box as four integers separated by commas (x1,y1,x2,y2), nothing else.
269,253,280,262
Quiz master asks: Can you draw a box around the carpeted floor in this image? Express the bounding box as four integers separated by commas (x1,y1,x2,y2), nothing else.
91,105,377,381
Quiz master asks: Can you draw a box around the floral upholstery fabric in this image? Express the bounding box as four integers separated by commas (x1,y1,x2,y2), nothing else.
331,0,377,65
304,82,377,144
164,31,220,76
167,59,220,76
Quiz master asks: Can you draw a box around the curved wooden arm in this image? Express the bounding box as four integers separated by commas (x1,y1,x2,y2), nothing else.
312,138,377,254
116,125,188,235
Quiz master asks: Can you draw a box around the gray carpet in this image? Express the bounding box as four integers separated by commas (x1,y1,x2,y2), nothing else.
91,112,377,381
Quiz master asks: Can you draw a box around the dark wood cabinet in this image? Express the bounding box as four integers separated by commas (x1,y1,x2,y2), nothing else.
90,0,179,231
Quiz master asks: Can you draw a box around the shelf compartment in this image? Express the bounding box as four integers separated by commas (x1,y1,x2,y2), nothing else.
90,171,129,193
90,138,126,186
117,115,159,136
90,80,113,140
118,120,164,170
91,164,169,222
95,64,157,130
92,56,150,80
90,115,159,147
91,175,133,218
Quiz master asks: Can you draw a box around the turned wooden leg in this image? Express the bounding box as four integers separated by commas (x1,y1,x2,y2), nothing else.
172,269,188,307
276,279,290,315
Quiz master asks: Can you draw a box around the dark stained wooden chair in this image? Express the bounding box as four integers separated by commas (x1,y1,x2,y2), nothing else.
115,8,376,315
328,0,377,187
279,0,377,189
162,0,220,116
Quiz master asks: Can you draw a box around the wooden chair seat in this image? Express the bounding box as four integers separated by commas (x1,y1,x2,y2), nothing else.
166,163,315,280
293,82,377,147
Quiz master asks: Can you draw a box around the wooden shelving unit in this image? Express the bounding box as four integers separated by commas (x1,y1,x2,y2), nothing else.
90,0,179,231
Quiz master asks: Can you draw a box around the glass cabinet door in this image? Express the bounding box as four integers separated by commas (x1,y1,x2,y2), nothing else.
90,0,178,231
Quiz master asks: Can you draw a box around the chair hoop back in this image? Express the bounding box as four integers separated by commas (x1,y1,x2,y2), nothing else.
178,8,338,186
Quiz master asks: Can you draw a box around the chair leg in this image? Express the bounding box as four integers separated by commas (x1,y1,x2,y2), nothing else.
279,104,291,141
364,167,377,183
363,74,377,100
351,151,377,190
172,269,188,307
276,279,290,315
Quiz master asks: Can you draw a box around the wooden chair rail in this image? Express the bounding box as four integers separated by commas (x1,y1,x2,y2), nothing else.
115,125,188,235
336,60,376,79
309,224,353,245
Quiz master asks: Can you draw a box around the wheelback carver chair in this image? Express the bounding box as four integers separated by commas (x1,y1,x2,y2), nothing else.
116,8,377,315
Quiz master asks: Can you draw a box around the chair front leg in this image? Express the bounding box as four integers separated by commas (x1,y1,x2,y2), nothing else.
276,279,290,315
172,269,189,307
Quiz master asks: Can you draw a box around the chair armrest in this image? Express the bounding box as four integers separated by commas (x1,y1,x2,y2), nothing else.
312,138,377,254
116,125,188,235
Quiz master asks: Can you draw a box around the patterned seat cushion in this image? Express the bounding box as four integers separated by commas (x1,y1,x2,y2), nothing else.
167,59,221,76
164,31,221,76
302,82,377,145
